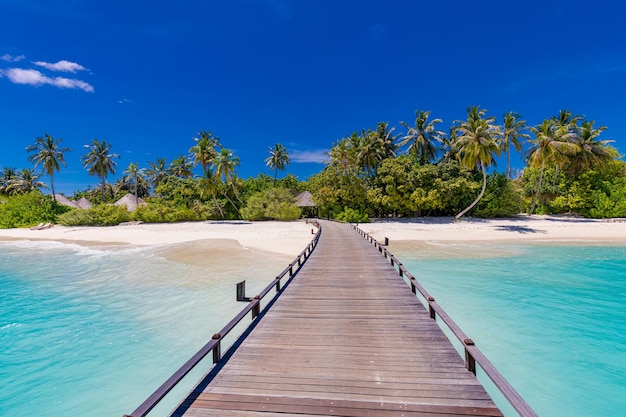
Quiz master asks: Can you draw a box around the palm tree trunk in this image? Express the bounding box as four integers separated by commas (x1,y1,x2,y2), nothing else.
211,190,224,218
529,161,545,216
506,146,512,179
455,162,487,221
101,177,106,202
50,173,56,199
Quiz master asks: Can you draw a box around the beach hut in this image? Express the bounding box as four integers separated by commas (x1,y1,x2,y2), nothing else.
295,191,317,218
76,197,92,209
54,194,79,209
114,194,146,212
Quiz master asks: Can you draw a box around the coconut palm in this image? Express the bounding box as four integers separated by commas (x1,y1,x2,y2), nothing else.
501,112,530,179
400,110,445,164
372,122,400,160
357,129,384,177
26,134,71,199
567,120,614,174
525,119,578,215
452,106,502,220
190,131,219,178
0,167,17,194
146,157,169,191
123,162,147,206
6,168,47,194
213,147,242,213
264,143,290,185
169,155,194,179
81,139,120,202
327,137,353,172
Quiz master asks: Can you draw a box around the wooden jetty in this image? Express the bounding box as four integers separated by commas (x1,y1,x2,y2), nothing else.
125,220,537,417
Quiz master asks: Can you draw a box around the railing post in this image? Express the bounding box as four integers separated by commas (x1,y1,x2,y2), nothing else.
428,297,436,319
275,278,281,292
252,296,261,319
464,339,476,375
212,333,221,363
289,263,293,277
398,264,403,277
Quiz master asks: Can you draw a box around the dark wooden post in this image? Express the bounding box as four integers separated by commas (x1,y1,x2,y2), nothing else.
384,237,389,246
252,296,261,319
464,339,476,374
275,278,281,292
428,297,436,319
212,333,221,363
236,280,250,302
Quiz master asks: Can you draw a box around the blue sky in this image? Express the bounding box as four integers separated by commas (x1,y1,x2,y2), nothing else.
1,0,625,195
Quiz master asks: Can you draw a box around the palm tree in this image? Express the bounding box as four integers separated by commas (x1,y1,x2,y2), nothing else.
146,157,168,191
0,167,17,195
525,119,578,215
372,122,399,160
6,168,47,194
124,162,147,206
81,139,120,202
26,134,71,199
357,129,385,177
190,131,219,178
264,143,290,185
213,147,242,213
400,110,445,164
501,112,529,179
169,155,194,179
567,120,614,174
452,106,501,220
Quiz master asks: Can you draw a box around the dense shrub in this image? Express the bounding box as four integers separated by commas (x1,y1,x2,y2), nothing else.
56,205,131,226
474,173,524,218
334,207,370,223
0,192,68,228
241,188,301,221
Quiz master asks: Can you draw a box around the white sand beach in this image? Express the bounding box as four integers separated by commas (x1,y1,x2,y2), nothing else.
357,215,626,244
1,217,625,256
0,220,320,256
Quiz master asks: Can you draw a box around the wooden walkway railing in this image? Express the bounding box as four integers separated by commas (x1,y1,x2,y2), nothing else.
123,221,321,417
124,219,538,417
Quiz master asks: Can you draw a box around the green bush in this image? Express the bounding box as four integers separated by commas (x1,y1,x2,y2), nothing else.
0,192,68,228
241,188,301,221
56,205,131,226
335,207,370,223
474,173,524,218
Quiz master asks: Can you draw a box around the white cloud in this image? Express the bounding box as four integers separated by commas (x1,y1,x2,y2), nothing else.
33,59,87,73
1,53,26,62
290,149,328,164
0,68,94,92
118,98,133,104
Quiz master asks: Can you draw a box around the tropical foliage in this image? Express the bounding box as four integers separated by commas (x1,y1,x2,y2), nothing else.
2,106,624,228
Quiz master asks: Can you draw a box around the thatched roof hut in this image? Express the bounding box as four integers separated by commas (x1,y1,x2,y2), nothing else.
76,197,92,209
54,194,79,209
114,194,146,212
295,191,316,207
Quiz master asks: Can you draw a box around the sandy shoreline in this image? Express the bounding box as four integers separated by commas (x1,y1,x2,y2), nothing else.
0,220,319,256
1,216,625,258
357,215,626,245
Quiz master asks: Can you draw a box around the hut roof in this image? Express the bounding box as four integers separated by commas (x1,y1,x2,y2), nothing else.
295,191,316,207
114,194,146,212
54,194,79,209
76,197,92,209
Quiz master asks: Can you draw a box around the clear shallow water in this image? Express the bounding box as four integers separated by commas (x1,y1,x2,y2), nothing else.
0,240,290,417
396,242,626,417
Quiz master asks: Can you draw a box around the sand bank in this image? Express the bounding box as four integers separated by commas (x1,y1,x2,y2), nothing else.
0,220,318,256
357,215,626,244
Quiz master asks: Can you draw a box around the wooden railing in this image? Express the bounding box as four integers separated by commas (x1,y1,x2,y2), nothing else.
123,221,321,417
351,223,538,417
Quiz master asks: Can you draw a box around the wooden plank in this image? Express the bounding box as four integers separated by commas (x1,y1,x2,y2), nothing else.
173,221,504,417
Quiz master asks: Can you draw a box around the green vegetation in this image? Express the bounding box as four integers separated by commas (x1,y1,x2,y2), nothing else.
2,107,624,228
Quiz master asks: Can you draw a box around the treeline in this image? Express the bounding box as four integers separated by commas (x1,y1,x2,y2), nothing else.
1,106,625,227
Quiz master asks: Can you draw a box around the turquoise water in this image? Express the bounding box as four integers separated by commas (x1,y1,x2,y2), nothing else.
396,242,626,417
0,240,289,417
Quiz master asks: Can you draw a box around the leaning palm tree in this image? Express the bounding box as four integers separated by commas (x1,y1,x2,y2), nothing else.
525,119,577,215
452,106,502,220
6,168,47,194
81,139,120,202
400,110,445,164
213,147,242,213
372,122,400,160
501,112,530,179
265,143,290,185
26,134,71,199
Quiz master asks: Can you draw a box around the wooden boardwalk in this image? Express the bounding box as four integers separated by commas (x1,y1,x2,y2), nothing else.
171,220,503,417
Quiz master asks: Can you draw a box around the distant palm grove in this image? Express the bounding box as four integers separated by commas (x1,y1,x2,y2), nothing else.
1,106,624,228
